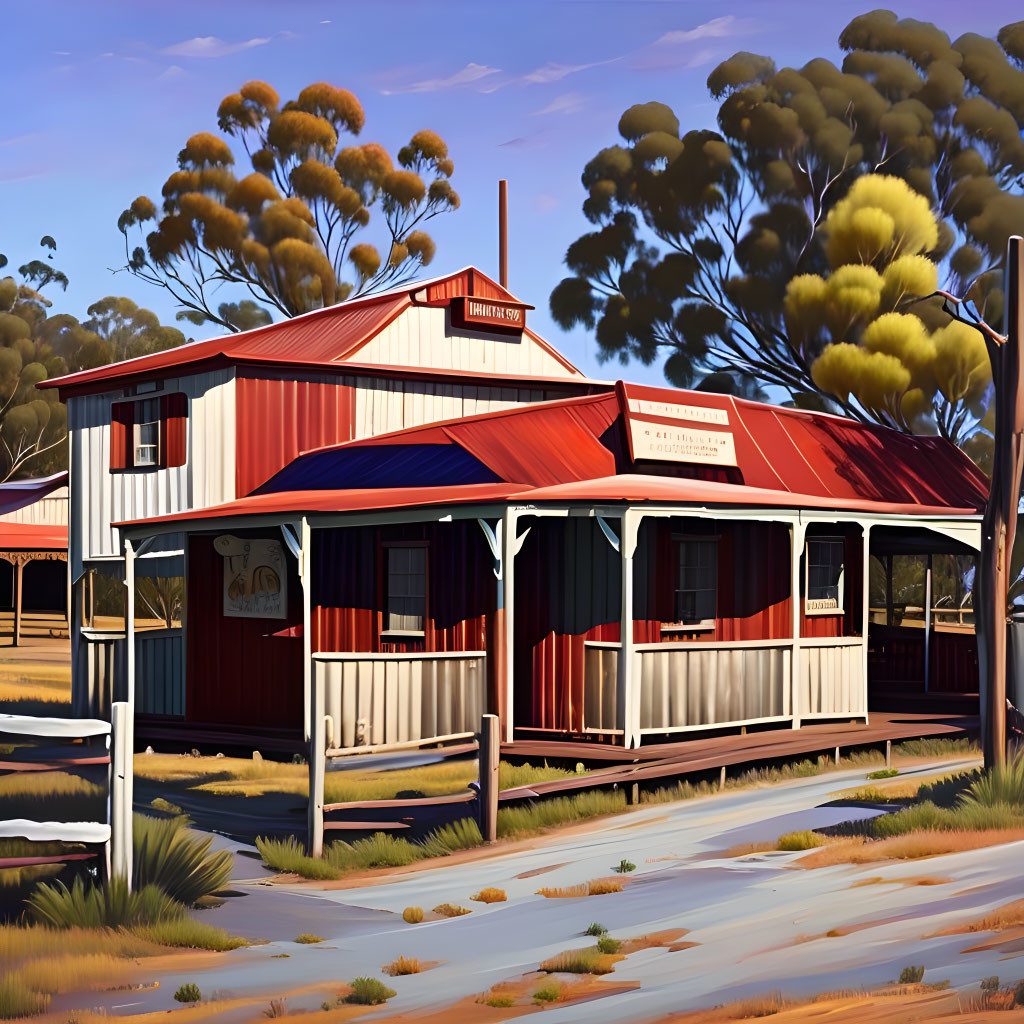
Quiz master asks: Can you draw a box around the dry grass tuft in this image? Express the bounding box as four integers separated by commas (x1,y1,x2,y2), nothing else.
383,956,422,976
432,903,471,917
401,906,424,924
470,887,507,904
587,877,624,895
726,990,791,1017
929,898,1024,936
797,828,1024,868
538,947,616,975
536,877,624,898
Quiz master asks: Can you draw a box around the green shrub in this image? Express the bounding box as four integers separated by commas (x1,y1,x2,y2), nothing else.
872,801,955,837
961,751,1024,810
0,974,49,1019
1014,979,1024,1006
533,980,561,1003
898,965,924,985
613,859,636,873
486,994,515,1007
325,833,422,871
894,738,979,758
417,817,482,859
255,836,340,880
294,934,323,944
539,948,609,974
584,922,608,936
777,831,825,851
135,917,247,950
952,800,1022,831
346,977,395,1005
917,770,980,807
866,769,898,780
174,983,202,1004
149,797,184,815
980,976,1000,993
497,789,626,838
134,814,233,906
28,877,181,929
597,936,622,953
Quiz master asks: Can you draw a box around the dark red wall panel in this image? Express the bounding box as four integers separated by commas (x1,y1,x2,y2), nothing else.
235,374,355,497
186,531,304,728
311,521,491,654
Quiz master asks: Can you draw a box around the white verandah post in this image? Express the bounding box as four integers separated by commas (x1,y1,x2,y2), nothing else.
116,537,137,885
861,522,872,723
791,519,807,729
618,509,641,749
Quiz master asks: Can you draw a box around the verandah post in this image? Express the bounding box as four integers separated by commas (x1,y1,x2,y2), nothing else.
861,523,872,723
109,700,131,884
791,519,807,729
617,509,641,749
478,712,500,842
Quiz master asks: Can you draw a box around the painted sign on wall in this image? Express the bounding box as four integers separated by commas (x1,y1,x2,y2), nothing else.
629,419,738,467
450,296,530,334
214,535,287,619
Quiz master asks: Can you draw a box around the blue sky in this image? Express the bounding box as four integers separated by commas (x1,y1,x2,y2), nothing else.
0,0,1016,383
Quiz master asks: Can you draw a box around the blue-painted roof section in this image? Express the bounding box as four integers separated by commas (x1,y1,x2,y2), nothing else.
252,443,504,495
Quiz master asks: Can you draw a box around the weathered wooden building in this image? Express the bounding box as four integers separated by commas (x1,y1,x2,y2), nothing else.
41,269,601,725
116,382,987,750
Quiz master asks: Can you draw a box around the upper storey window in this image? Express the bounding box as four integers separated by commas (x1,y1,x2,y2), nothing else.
110,392,187,471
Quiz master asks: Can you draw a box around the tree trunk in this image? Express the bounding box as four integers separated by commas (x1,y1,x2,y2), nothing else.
978,235,1024,769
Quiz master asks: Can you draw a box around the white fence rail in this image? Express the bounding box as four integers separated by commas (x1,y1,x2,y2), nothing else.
0,703,131,880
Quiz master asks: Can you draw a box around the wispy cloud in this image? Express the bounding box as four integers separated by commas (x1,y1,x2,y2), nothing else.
382,61,501,95
158,65,186,81
631,15,755,70
522,57,618,84
161,35,271,58
531,91,586,116
653,16,744,47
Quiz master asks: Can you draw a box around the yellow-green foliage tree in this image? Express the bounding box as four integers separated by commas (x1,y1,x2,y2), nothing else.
118,81,460,331
789,175,991,445
552,12,1024,445
0,239,189,479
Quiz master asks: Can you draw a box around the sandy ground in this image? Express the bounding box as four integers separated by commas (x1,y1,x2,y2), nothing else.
43,755,1024,1023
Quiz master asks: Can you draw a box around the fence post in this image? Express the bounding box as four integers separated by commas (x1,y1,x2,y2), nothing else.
308,671,325,857
110,701,132,887
478,713,499,842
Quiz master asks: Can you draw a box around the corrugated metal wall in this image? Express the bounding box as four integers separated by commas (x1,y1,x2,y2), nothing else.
798,640,864,716
136,631,185,716
637,643,791,730
316,653,485,750
311,520,492,654
0,487,68,525
353,305,580,378
69,369,235,562
185,531,304,728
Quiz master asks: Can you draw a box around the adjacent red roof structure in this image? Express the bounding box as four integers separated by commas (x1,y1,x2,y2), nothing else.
119,382,989,530
41,268,581,396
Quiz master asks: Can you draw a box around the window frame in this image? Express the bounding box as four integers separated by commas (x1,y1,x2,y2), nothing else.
381,541,428,639
110,392,188,472
132,398,162,468
662,533,719,634
805,536,846,615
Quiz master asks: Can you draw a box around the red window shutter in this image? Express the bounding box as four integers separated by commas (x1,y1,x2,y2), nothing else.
161,392,188,468
110,401,134,470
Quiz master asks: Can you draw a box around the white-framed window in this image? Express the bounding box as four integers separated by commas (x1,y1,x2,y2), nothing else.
133,398,161,467
384,544,427,635
806,537,845,613
665,535,718,630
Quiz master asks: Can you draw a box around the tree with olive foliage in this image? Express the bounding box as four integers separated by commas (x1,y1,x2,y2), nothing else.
551,11,1024,447
0,238,189,479
118,81,460,332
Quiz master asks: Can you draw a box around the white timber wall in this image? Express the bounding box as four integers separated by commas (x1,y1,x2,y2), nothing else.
0,486,68,526
350,305,579,378
351,376,553,439
69,369,236,563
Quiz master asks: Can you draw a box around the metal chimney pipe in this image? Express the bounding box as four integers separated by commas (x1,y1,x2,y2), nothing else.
498,180,508,288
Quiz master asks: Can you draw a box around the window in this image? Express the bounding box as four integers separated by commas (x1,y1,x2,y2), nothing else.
133,399,161,467
384,544,426,634
668,537,718,629
806,538,845,612
110,393,187,471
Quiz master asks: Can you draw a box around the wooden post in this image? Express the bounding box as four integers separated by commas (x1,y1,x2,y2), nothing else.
478,713,499,842
719,765,726,791
791,520,807,729
834,745,840,766
618,510,640,748
308,673,325,857
502,509,516,743
924,554,933,692
977,235,1024,769
12,558,24,647
109,700,131,885
498,180,508,289
886,739,892,770
122,540,136,869
861,523,872,724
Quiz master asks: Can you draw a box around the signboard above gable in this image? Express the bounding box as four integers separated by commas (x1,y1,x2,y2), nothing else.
629,419,739,466
450,296,532,335
627,397,729,426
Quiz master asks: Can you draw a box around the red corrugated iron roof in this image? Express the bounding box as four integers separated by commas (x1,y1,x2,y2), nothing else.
42,267,583,396
117,380,989,531
0,523,67,551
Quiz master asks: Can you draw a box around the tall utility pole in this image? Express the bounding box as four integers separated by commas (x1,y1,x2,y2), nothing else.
977,235,1024,768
